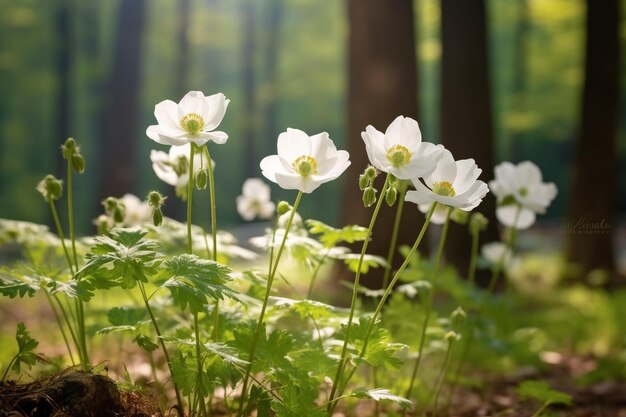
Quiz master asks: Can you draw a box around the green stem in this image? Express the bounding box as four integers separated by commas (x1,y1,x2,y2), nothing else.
75,299,89,366
204,147,220,342
530,402,550,417
307,251,330,299
381,188,406,290
236,191,304,417
49,200,75,276
467,228,480,286
405,207,452,404
194,312,208,417
52,295,81,358
329,203,436,414
1,355,17,382
430,338,455,417
44,291,75,365
327,176,391,414
139,282,185,413
187,144,196,254
67,161,79,270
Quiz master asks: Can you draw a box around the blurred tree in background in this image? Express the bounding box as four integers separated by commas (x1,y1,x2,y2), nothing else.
0,0,624,282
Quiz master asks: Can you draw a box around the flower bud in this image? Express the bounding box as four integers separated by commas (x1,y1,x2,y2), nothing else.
113,207,125,224
152,207,163,227
469,212,489,235
445,331,460,343
387,173,399,186
362,186,377,207
94,214,112,235
450,306,467,329
195,169,208,190
36,175,63,202
103,197,118,213
385,186,398,207
450,208,469,225
71,154,85,174
364,165,377,181
148,191,166,208
277,201,291,215
102,197,125,224
358,174,369,191
61,137,77,159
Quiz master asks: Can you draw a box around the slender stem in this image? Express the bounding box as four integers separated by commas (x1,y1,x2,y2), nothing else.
236,191,304,417
187,144,196,254
530,402,550,417
49,200,75,276
307,251,330,299
75,299,90,366
67,162,79,270
430,338,455,417
204,146,218,261
327,176,391,414
381,188,406,290
405,207,452,404
329,203,436,413
139,282,185,412
194,312,208,417
467,229,480,286
1,355,17,382
52,295,81,357
44,291,75,365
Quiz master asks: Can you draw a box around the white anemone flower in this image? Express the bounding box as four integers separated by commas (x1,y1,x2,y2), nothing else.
119,194,152,226
236,178,275,221
146,91,229,147
150,144,212,195
481,241,520,270
417,203,450,225
361,115,444,180
260,128,351,193
406,148,489,211
489,161,557,230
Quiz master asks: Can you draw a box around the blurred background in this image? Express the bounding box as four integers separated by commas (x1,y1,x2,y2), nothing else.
0,0,624,284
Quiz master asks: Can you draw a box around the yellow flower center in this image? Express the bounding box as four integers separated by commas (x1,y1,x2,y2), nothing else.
180,113,204,134
292,155,318,177
386,145,411,167
432,181,456,197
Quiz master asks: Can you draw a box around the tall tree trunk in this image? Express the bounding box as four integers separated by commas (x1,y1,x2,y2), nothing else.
565,0,620,285
440,0,498,286
242,1,257,179
262,0,283,156
98,0,146,201
509,0,529,161
339,0,420,290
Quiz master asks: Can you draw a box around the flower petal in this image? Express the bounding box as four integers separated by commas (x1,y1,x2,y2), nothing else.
177,91,209,120
496,206,536,229
384,116,422,151
203,93,230,131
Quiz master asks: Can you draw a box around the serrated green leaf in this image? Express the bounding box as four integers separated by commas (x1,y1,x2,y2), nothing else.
160,254,240,314
341,254,389,274
78,228,160,289
46,278,95,302
107,306,148,327
205,342,249,368
0,269,41,298
351,388,413,410
306,219,368,248
11,322,40,374
517,380,572,406
270,297,337,320
135,334,158,352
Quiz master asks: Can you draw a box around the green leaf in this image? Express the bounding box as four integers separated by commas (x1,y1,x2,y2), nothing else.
46,278,95,302
78,228,160,289
351,388,413,410
0,270,41,298
272,382,326,417
160,253,240,314
341,254,389,274
270,297,337,320
516,380,572,406
107,306,148,327
340,316,406,370
306,219,368,248
11,322,40,374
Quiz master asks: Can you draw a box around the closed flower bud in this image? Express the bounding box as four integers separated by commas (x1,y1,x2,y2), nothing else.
445,331,460,343
358,174,369,191
363,186,377,207
71,154,85,174
277,201,291,215
61,137,77,159
385,186,398,206
450,306,467,329
113,207,125,224
450,208,469,225
469,212,489,235
95,214,112,235
195,169,208,190
36,175,63,202
364,165,377,181
148,191,166,208
152,207,163,226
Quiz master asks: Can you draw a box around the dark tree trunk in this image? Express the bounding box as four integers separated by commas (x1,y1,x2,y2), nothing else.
565,0,620,285
339,0,421,290
262,0,283,156
242,1,257,179
98,0,146,201
440,0,498,286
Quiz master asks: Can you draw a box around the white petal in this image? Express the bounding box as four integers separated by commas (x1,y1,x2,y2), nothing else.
260,155,283,183
516,161,543,185
203,93,230,131
147,125,190,146
177,91,209,120
236,196,256,221
277,128,311,162
452,159,481,195
384,116,422,151
496,206,536,229
406,181,436,206
154,99,184,135
362,126,387,171
192,130,228,146
418,203,447,224
275,171,320,193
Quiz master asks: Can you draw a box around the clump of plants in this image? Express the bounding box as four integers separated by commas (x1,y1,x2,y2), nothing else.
1,90,561,417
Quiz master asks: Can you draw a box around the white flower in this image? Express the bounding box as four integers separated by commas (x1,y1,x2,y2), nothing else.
260,128,351,193
150,144,212,195
146,91,229,147
236,178,276,221
406,148,489,211
489,161,557,230
361,115,444,180
481,241,519,270
417,203,450,225
119,194,151,226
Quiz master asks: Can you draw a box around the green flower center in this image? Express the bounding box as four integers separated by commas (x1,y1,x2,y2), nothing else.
432,181,456,197
292,155,318,177
518,187,528,197
180,113,204,134
386,145,411,168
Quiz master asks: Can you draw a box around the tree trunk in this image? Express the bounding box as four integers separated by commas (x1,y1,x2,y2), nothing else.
565,0,620,285
339,0,421,290
98,0,146,201
440,0,498,286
